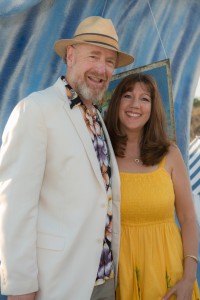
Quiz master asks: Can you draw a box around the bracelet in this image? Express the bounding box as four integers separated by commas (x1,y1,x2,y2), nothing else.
184,255,198,263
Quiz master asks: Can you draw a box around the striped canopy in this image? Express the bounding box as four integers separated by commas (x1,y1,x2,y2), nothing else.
189,136,200,195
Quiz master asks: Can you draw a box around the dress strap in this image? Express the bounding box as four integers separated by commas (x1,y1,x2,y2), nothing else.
159,157,166,168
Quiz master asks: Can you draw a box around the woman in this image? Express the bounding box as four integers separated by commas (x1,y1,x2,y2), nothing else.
105,73,199,299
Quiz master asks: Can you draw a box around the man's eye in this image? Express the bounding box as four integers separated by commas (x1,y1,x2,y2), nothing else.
88,55,97,61
107,60,115,67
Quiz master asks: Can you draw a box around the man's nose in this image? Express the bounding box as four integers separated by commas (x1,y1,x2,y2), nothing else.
95,60,107,74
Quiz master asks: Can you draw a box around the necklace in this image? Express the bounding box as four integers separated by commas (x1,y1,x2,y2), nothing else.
125,151,143,165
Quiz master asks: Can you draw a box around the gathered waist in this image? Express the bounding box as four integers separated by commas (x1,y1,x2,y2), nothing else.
121,219,176,227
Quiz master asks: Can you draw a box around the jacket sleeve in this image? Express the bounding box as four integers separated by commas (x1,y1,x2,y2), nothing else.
0,97,47,295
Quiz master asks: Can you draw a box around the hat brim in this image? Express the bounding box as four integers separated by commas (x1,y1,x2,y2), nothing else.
54,39,134,69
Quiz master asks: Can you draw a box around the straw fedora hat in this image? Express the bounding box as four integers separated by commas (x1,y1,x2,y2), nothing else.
54,16,134,68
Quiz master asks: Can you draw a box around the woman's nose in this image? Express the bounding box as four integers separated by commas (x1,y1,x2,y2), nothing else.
130,98,140,108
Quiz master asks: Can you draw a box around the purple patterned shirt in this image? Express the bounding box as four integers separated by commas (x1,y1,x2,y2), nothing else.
61,77,114,286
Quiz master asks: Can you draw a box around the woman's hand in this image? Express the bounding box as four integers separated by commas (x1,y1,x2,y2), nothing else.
162,278,194,300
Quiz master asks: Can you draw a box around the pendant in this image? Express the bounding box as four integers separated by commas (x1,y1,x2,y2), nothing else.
134,158,142,165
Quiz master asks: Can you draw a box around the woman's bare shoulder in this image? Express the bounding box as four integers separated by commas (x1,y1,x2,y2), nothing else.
167,142,182,157
164,142,184,174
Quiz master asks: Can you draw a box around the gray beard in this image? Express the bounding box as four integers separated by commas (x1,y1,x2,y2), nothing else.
71,77,107,105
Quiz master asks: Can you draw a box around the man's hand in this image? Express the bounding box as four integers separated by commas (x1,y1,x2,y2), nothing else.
8,292,36,300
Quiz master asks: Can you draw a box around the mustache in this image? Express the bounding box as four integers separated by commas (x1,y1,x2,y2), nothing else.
88,72,108,82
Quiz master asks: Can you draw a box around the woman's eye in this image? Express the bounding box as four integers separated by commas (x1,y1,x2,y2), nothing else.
141,97,151,102
123,94,132,99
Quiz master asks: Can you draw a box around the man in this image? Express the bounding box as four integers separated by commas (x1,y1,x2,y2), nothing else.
0,16,134,300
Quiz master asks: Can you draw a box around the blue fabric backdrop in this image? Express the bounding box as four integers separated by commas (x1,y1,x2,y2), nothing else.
0,0,200,296
0,0,200,160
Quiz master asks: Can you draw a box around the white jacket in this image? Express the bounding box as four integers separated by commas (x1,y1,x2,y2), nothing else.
0,77,120,300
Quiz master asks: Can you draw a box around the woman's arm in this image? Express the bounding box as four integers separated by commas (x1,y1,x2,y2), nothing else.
163,145,199,300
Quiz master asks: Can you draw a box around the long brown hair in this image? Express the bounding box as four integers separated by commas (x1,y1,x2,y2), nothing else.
105,73,170,165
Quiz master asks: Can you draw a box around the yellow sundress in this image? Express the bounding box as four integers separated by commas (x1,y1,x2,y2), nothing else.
116,158,199,300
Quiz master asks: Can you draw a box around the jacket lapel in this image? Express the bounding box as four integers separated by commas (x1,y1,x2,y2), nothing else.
54,77,118,193
63,103,106,192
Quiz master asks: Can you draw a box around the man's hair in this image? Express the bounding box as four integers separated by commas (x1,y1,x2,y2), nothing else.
105,73,171,165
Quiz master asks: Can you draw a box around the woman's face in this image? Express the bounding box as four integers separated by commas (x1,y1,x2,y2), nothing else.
118,81,152,135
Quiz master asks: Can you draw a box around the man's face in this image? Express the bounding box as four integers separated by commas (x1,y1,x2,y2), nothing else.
66,44,117,103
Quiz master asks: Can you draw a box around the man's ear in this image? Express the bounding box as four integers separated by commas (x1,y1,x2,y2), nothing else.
66,46,74,66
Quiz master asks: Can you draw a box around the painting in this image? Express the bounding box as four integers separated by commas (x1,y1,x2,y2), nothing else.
100,59,176,141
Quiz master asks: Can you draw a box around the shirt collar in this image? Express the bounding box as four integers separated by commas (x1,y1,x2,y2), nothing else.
61,75,82,109
61,76,99,112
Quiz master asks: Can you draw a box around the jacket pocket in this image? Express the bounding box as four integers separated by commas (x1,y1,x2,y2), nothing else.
36,232,65,251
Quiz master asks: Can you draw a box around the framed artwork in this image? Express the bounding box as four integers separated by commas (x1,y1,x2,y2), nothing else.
100,59,176,141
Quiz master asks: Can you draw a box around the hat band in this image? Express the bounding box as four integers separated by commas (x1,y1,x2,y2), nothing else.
82,40,119,51
73,33,119,50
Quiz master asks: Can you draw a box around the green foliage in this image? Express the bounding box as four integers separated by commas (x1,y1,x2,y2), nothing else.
193,97,200,107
